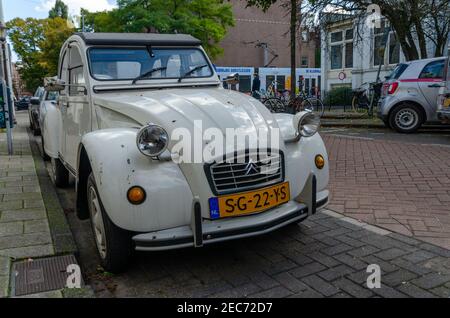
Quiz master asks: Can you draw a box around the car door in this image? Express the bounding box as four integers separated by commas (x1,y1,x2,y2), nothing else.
417,59,445,120
63,45,90,171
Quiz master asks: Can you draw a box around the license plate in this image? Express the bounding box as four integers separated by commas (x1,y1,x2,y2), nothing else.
209,182,290,219
444,97,450,108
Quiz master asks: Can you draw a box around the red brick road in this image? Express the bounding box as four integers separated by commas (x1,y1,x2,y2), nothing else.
324,136,450,250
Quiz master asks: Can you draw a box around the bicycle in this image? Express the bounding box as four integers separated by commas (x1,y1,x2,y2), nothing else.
288,91,325,117
352,82,382,113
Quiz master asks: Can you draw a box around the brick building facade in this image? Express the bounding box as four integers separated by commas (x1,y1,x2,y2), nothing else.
214,0,317,68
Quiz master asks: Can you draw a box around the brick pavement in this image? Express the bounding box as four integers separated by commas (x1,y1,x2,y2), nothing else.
324,135,450,250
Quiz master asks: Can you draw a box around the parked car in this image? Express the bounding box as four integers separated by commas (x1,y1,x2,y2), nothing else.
29,87,45,136
43,33,329,273
437,58,450,123
378,57,446,133
39,89,59,160
15,96,31,111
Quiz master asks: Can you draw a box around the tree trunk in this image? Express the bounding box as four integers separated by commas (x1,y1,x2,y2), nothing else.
290,0,297,100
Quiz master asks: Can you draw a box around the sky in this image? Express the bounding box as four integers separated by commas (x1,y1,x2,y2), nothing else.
3,0,117,61
3,0,117,22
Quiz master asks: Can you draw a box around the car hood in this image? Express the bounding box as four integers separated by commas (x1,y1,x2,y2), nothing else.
92,87,285,153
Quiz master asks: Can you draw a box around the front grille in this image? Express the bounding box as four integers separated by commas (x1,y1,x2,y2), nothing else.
205,150,285,195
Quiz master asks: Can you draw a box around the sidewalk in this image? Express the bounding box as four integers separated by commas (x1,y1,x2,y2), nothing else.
0,111,85,298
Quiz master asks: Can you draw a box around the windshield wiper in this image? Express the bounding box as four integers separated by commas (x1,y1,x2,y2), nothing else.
178,64,208,83
132,67,167,85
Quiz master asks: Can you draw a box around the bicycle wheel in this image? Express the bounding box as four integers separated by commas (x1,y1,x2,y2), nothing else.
304,98,325,117
351,95,359,112
263,98,286,113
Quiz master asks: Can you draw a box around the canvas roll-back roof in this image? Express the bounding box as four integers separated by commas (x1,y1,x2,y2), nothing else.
76,32,202,46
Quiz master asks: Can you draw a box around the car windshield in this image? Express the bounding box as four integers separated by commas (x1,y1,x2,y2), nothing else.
386,63,408,80
46,91,59,101
88,47,213,81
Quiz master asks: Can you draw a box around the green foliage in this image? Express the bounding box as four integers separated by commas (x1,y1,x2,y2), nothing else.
49,0,69,19
324,86,353,106
7,17,74,92
83,0,235,59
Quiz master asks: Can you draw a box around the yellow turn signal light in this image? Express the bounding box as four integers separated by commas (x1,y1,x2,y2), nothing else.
127,186,146,205
315,155,325,170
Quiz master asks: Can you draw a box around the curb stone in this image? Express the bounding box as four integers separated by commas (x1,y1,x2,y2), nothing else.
27,129,77,255
0,256,11,297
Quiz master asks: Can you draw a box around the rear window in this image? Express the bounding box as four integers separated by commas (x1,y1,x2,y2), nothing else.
387,64,408,80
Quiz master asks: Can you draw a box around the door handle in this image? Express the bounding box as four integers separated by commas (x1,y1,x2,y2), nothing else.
428,84,443,88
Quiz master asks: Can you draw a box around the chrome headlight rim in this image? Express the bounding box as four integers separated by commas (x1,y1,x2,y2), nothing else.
297,111,320,138
136,124,169,157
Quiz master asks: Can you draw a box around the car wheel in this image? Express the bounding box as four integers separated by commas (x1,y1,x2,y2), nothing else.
87,173,133,273
382,119,391,129
33,125,40,136
389,103,423,134
51,157,69,187
41,136,50,161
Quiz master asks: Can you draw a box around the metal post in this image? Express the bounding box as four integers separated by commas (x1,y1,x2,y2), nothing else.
0,0,13,155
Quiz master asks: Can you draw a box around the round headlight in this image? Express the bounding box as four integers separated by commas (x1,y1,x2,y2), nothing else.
296,111,320,137
136,124,169,157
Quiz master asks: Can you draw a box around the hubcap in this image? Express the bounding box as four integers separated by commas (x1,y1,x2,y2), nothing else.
395,108,418,129
88,186,107,259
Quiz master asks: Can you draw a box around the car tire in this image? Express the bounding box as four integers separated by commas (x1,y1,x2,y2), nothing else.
87,173,133,273
389,103,423,134
382,118,391,129
41,136,50,161
33,125,40,136
51,157,69,187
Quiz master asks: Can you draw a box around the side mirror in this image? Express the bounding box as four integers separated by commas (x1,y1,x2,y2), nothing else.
44,77,65,92
224,73,239,85
30,97,40,106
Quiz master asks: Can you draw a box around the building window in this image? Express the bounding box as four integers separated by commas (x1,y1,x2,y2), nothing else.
373,32,385,66
345,43,353,68
345,29,353,40
331,31,342,43
330,45,343,69
329,28,353,70
301,56,309,67
373,20,401,66
388,33,400,65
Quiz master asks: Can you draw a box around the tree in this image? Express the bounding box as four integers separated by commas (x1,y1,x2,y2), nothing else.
40,18,74,75
7,18,47,91
49,0,69,19
6,17,74,91
245,0,301,99
82,0,235,59
308,0,450,61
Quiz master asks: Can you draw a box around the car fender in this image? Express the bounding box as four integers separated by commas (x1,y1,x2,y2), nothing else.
80,128,194,232
274,114,329,201
42,101,62,158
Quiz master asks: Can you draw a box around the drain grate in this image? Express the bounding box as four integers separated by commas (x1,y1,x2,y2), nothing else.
12,255,83,296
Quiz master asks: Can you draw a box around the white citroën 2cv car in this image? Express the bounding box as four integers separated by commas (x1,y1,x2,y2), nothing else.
43,33,329,272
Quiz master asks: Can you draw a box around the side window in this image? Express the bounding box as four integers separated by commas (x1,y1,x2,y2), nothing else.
419,60,445,79
69,47,86,96
60,51,68,95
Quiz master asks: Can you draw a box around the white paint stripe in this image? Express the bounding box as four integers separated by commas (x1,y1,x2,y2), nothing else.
321,209,392,236
329,134,375,141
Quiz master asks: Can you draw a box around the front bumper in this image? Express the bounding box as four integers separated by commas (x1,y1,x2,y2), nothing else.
133,175,328,251
437,110,450,122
